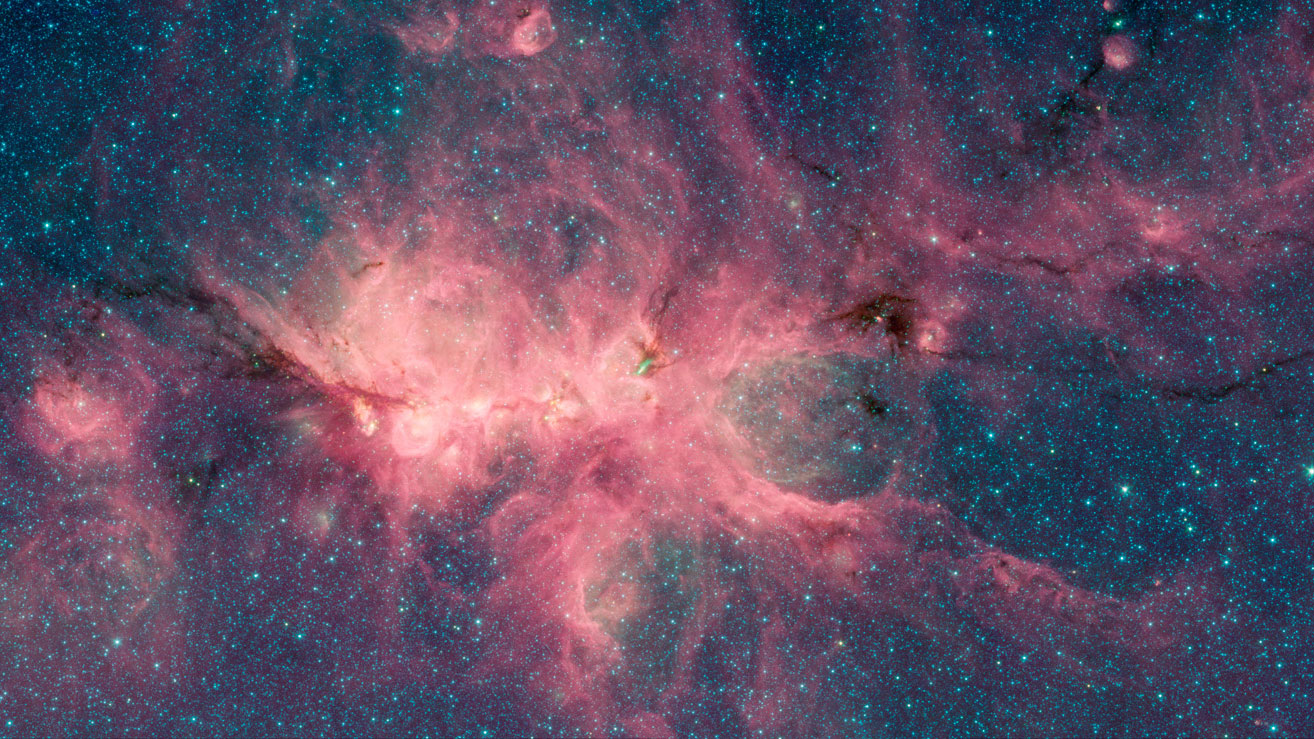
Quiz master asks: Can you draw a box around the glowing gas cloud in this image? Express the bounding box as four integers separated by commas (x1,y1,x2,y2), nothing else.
2,1,1312,736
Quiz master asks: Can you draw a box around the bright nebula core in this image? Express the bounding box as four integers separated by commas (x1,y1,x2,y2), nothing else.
3,1,1314,736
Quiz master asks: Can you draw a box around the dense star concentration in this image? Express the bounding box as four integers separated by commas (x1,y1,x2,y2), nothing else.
3,0,1314,736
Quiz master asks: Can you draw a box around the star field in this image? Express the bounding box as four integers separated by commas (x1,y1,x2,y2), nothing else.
1,1,1313,737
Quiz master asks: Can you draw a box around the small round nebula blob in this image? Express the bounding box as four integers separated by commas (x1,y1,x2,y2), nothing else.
1103,34,1138,71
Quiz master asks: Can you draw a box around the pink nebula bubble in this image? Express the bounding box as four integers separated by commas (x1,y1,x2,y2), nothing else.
1103,34,1138,71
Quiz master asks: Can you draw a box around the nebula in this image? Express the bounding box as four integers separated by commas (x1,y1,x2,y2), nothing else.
2,0,1313,736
